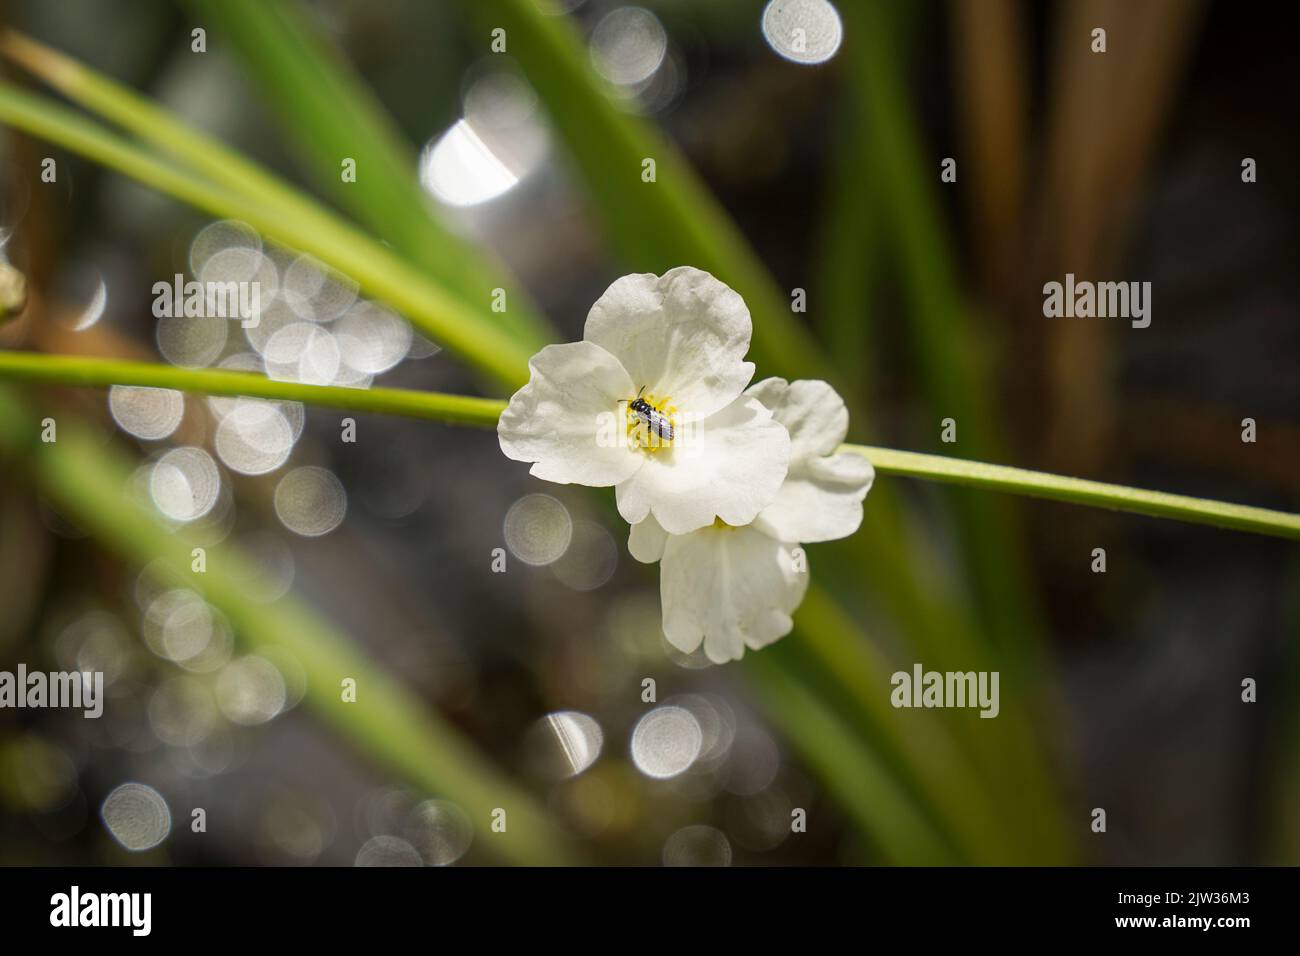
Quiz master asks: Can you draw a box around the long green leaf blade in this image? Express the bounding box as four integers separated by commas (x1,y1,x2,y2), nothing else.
0,82,534,388
184,0,551,344
461,0,835,397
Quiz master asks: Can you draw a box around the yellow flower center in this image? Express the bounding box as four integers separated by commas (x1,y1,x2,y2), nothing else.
624,390,677,453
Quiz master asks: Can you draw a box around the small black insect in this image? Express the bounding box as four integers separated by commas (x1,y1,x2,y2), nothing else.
628,387,674,442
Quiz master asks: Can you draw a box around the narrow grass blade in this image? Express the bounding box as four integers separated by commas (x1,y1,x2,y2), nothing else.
744,648,959,865
458,0,835,398
179,1,551,344
0,82,534,388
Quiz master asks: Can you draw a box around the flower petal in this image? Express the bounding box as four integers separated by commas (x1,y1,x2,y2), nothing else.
584,268,755,418
660,525,809,663
754,452,875,543
627,513,669,564
614,394,790,534
497,341,640,486
746,377,848,461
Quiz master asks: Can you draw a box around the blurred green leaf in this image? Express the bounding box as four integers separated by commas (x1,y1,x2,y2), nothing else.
846,2,1039,645
843,2,1070,856
461,0,836,397
0,386,581,865
744,647,956,865
186,0,552,345
0,81,533,388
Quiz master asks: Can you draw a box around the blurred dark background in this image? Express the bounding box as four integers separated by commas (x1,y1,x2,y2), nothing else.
0,0,1296,866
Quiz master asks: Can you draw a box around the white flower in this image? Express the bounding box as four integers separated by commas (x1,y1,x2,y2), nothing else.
629,378,874,663
744,378,875,545
498,268,790,535
630,517,809,664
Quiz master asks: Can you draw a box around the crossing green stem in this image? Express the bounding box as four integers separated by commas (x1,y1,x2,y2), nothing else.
2,349,1296,541
844,445,1300,541
0,351,504,427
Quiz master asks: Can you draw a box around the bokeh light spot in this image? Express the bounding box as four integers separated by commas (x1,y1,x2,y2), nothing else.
762,0,843,64
110,385,185,441
403,800,474,866
631,705,703,779
215,655,287,726
590,7,668,86
355,835,423,867
662,824,732,866
503,493,573,566
149,447,220,522
274,466,347,537
101,782,171,851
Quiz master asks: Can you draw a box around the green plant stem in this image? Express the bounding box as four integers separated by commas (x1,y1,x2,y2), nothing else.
3,349,1296,540
0,82,536,389
0,351,504,427
846,445,1300,541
